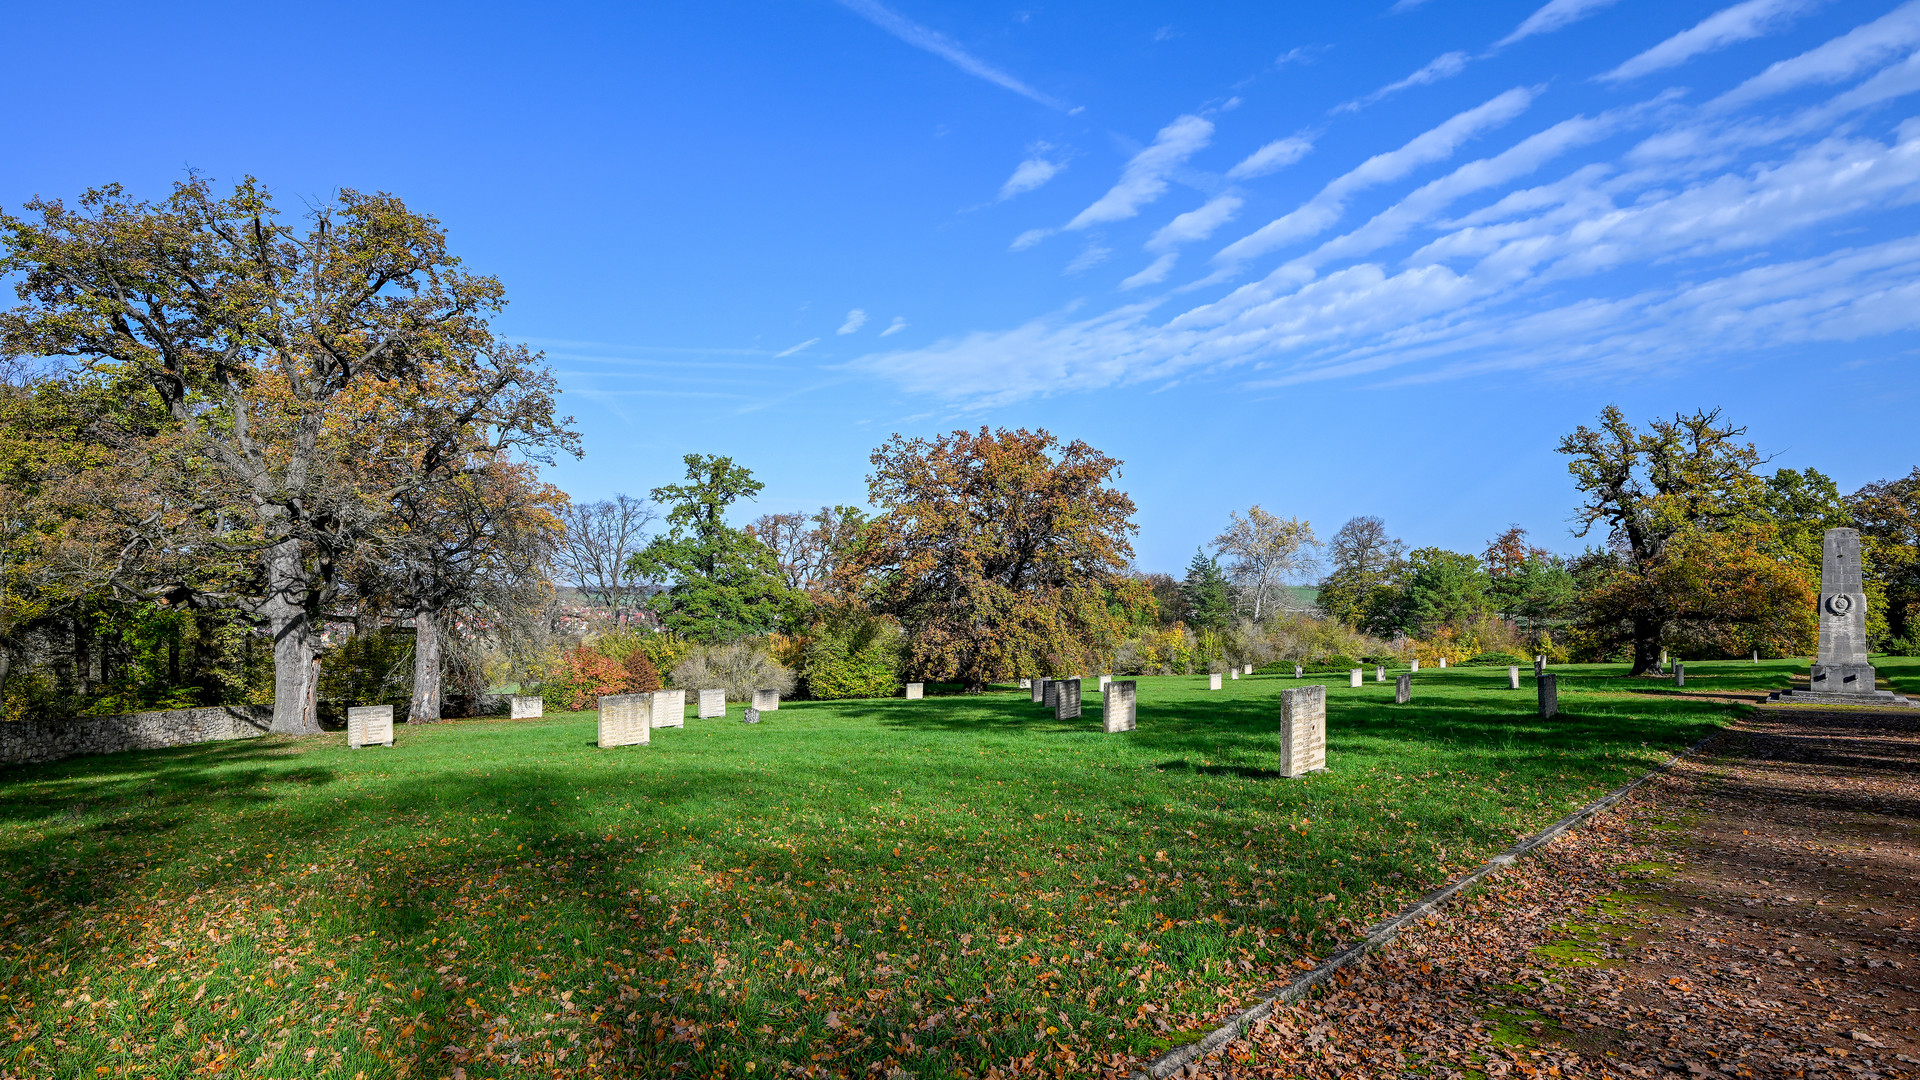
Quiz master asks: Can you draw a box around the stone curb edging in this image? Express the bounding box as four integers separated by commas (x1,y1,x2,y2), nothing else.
1129,733,1720,1080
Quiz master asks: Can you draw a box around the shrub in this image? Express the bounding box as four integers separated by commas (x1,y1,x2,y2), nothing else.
1460,651,1528,667
670,640,796,702
1885,634,1920,658
1305,654,1358,673
801,618,903,700
622,651,662,693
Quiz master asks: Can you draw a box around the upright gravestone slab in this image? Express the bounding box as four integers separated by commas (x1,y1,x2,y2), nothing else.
1098,675,1111,691
1770,528,1917,706
1244,665,1253,676
1395,674,1411,705
1411,659,1420,673
1375,665,1385,683
1439,657,1448,669
1348,668,1362,688
348,705,393,749
1102,680,1137,733
1674,663,1686,688
697,688,725,719
1277,685,1327,778
651,689,686,728
1020,678,1032,689
1055,679,1082,720
1209,673,1223,691
1538,674,1559,719
509,695,543,720
1229,668,1239,680
1508,665,1520,690
1534,656,1545,678
752,689,781,712
1752,650,1759,663
905,682,924,700
597,694,651,748
1293,664,1303,679
1661,649,1669,668
1033,680,1047,704
1042,680,1058,706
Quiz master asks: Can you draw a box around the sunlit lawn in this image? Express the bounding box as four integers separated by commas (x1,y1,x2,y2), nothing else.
0,663,1767,1078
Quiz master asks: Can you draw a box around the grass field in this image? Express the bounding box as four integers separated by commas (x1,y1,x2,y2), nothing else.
0,661,1790,1078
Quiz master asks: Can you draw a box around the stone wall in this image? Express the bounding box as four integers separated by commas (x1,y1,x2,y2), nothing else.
0,705,272,767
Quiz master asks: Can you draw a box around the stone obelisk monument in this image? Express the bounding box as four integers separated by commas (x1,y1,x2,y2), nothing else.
1770,528,1915,707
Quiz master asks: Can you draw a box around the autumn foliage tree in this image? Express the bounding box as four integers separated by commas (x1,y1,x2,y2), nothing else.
849,427,1143,690
0,178,575,732
1558,406,1811,673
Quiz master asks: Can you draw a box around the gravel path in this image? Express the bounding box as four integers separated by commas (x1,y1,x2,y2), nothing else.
1164,704,1920,1079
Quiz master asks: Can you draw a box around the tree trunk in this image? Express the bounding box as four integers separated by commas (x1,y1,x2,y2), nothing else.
1629,618,1664,676
410,602,444,723
262,538,324,735
0,647,11,704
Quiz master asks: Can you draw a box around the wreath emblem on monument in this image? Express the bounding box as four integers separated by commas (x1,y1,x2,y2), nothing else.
1826,593,1854,615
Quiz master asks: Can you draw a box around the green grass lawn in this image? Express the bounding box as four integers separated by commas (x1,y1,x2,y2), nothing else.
0,663,1770,1078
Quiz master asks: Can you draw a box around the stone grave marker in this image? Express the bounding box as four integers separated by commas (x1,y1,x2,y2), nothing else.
752,689,780,712
1102,680,1137,734
1098,675,1111,691
743,708,761,724
348,705,393,749
1230,668,1239,680
1244,665,1253,676
597,694,651,748
1538,674,1559,719
1674,663,1686,688
509,695,543,720
651,689,686,728
1348,668,1362,688
905,682,924,700
1042,680,1057,706
1439,657,1448,668
1395,674,1411,705
1209,673,1222,690
1411,659,1420,672
1020,678,1032,689
697,688,725,719
1277,685,1327,778
1055,679,1082,720
1508,665,1520,690
1534,656,1545,678
1293,664,1303,679
1375,665,1385,682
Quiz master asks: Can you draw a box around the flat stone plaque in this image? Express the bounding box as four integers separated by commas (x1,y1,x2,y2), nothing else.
697,688,725,719
905,682,923,700
1278,685,1327,778
1209,673,1222,690
1395,674,1411,704
1103,680,1137,733
348,705,393,749
651,689,685,728
1055,679,1082,720
597,693,651,748
751,689,780,712
509,695,543,720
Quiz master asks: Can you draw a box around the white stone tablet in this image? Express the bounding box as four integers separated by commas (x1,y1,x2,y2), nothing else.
698,688,725,718
509,695,543,720
597,693,651,748
751,689,780,712
348,706,393,749
1278,686,1327,778
650,688,685,728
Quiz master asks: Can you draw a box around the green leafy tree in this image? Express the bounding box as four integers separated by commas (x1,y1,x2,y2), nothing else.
1851,468,1920,646
627,454,803,642
1317,516,1405,629
1388,547,1488,637
1483,526,1578,627
1181,549,1233,634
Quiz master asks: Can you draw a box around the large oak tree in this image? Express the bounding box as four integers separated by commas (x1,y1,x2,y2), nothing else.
849,427,1143,690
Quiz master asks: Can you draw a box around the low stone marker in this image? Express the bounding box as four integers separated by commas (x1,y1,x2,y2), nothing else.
698,688,725,719
509,695,543,720
1375,665,1385,682
1278,685,1327,778
597,693,651,748
1674,663,1686,688
1439,657,1448,668
1244,665,1253,676
752,689,780,712
1661,648,1669,668
1019,678,1032,689
743,708,761,724
1538,674,1559,719
652,689,686,728
348,705,394,749
1098,675,1111,690
1293,664,1303,679
1508,665,1520,690
1103,680,1137,733
1411,659,1420,673
905,682,924,700
1751,650,1759,663
1395,674,1411,704
1229,668,1238,680
1348,668,1362,688
1534,656,1545,678
1055,679,1082,720
1209,673,1222,690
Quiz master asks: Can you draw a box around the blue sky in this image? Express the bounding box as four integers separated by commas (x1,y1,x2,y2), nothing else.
6,0,1920,573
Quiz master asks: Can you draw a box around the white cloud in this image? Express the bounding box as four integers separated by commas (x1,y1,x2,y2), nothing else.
999,154,1066,200
1389,0,1437,11
837,309,869,335
880,316,908,336
774,338,822,358
1065,244,1113,274
1148,194,1245,252
1495,0,1625,49
1335,51,1471,112
1600,0,1818,83
1213,87,1538,268
1065,115,1215,229
1710,0,1920,109
1011,227,1055,251
1121,253,1180,290
1227,137,1314,180
835,0,1075,111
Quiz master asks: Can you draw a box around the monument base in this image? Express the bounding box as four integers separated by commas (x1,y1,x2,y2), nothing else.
1811,662,1879,694
1767,688,1918,708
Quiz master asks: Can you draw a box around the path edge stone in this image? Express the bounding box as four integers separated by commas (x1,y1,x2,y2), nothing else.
1128,731,1721,1080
